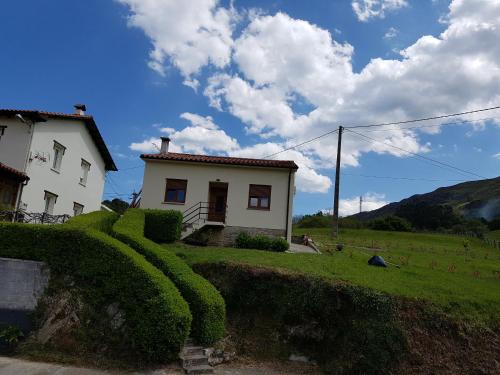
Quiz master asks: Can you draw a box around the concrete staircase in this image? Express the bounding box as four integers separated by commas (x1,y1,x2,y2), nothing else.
180,339,214,374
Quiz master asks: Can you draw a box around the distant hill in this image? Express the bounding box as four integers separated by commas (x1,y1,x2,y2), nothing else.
351,176,500,222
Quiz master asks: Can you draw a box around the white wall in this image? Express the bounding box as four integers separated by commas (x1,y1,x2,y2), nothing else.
0,117,32,172
21,118,107,215
141,160,295,235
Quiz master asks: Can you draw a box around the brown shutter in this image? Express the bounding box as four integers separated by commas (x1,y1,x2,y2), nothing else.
249,184,271,197
167,179,187,189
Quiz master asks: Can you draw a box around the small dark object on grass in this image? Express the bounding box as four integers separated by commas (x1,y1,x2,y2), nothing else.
368,255,387,268
336,243,344,251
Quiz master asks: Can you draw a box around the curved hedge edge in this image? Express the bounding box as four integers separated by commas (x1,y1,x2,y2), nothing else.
112,209,226,345
144,209,183,243
192,261,408,375
0,219,192,362
65,210,120,234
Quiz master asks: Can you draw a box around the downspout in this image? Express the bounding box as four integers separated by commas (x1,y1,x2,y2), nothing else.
15,116,36,214
285,168,292,242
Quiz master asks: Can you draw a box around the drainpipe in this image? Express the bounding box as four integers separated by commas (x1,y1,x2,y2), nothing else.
285,169,292,243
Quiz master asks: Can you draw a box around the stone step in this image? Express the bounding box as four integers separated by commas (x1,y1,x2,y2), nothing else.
185,364,214,374
181,354,209,367
182,346,205,356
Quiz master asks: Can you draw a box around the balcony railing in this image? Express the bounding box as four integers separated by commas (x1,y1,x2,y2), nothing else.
0,210,70,224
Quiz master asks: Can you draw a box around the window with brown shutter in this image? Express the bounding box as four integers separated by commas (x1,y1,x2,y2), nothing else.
248,184,271,210
164,178,187,203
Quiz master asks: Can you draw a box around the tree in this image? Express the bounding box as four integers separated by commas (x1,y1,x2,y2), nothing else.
102,198,129,214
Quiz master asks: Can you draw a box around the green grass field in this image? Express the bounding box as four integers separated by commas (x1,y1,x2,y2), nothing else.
489,230,500,241
170,228,500,325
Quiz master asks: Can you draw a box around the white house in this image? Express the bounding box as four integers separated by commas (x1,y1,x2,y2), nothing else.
140,137,298,245
0,106,117,217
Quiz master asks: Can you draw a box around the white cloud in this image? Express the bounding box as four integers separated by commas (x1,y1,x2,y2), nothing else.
384,27,399,39
339,193,389,216
118,0,237,84
352,0,408,22
493,152,500,159
230,143,332,193
124,0,500,194
129,112,239,154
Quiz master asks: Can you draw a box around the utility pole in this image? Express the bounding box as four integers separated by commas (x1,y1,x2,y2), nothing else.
359,195,363,213
332,126,344,237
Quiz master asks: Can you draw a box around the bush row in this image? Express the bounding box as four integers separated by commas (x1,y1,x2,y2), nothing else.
0,211,192,362
144,209,183,243
235,232,289,252
193,262,407,375
112,209,226,344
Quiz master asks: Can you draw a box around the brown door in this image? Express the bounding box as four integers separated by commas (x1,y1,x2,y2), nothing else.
208,182,228,222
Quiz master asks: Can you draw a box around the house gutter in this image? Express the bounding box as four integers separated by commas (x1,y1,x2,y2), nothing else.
285,168,292,242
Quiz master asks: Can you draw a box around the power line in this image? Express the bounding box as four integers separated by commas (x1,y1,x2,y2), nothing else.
264,105,500,159
264,129,338,158
343,173,469,182
344,105,500,130
345,128,487,179
361,115,500,133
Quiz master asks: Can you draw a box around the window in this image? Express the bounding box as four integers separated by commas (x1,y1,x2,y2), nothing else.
73,202,84,216
44,191,58,214
248,184,271,210
52,141,66,172
164,179,187,203
80,159,91,186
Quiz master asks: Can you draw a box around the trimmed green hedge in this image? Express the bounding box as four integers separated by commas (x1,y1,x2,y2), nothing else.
194,262,407,375
0,212,192,362
113,209,225,344
144,209,183,243
65,210,119,233
235,232,289,252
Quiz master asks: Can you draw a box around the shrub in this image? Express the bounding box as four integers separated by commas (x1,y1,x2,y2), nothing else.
235,232,289,252
194,263,406,375
144,209,183,243
65,210,119,234
0,212,191,362
270,237,289,252
112,209,225,345
369,215,412,232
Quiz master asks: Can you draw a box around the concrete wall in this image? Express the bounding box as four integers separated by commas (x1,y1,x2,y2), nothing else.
0,257,49,311
21,119,107,215
141,160,296,240
0,117,32,172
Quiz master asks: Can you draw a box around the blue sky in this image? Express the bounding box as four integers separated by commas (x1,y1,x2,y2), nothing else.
1,0,499,215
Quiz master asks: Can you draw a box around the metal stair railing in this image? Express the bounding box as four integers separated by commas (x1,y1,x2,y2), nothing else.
182,202,227,229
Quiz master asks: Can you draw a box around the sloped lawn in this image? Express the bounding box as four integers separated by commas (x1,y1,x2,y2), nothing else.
170,228,500,325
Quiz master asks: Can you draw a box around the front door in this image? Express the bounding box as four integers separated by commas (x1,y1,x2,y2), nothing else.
208,182,228,222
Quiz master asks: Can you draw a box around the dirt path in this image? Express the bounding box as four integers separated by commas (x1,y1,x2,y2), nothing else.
0,356,320,375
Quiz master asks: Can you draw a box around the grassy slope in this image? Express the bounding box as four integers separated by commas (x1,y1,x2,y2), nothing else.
488,230,500,241
172,228,500,325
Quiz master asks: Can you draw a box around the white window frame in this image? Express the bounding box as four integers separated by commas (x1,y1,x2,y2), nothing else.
44,191,58,215
52,141,66,172
73,202,84,216
80,159,91,186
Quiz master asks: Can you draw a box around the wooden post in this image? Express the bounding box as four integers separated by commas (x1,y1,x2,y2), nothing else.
332,126,344,238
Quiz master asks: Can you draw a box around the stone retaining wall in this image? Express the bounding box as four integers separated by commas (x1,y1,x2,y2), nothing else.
206,226,286,247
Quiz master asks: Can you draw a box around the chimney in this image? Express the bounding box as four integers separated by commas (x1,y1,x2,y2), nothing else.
74,104,87,116
160,137,170,153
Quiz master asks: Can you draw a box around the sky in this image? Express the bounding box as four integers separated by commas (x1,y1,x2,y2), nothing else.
1,0,499,216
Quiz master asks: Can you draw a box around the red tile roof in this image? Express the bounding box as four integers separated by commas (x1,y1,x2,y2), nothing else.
0,162,29,181
0,109,117,171
141,152,299,170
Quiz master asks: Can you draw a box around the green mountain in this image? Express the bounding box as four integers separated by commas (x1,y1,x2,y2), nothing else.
352,176,500,221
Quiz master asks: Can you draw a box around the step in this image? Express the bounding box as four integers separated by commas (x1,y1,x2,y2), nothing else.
181,354,209,367
182,346,205,356
185,364,214,374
